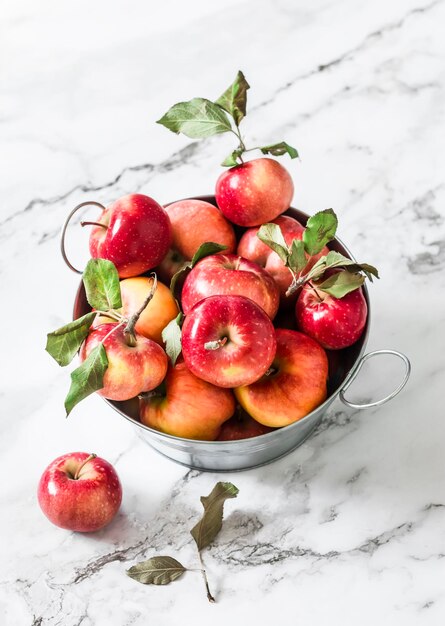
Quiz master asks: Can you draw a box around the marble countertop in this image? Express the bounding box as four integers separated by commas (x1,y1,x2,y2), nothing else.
2,0,444,624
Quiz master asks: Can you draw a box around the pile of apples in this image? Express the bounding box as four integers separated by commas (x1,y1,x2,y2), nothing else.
48,71,377,443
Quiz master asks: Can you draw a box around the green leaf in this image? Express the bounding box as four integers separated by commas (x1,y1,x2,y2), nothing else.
215,70,250,126
46,312,97,367
156,98,232,139
221,149,243,167
64,344,108,416
83,259,122,311
191,242,228,267
303,209,338,256
259,141,299,159
126,556,186,585
190,482,239,551
306,250,379,283
257,223,289,265
162,313,183,366
344,262,379,282
288,239,307,275
316,271,366,298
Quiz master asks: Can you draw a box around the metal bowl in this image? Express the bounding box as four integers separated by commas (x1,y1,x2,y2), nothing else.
70,197,411,471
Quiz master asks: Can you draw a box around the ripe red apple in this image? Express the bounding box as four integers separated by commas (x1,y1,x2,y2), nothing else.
181,295,277,388
139,361,235,440
87,193,172,278
295,282,368,350
235,328,328,427
215,158,294,227
37,452,122,532
238,215,329,303
157,199,236,282
80,323,168,401
181,253,280,319
217,408,275,441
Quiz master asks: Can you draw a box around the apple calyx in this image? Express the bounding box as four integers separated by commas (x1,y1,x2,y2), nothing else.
156,71,298,167
123,273,158,347
204,337,228,351
73,453,97,480
257,210,380,300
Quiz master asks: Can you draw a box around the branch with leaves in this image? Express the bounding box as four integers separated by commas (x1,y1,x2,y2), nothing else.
127,482,239,603
157,70,298,167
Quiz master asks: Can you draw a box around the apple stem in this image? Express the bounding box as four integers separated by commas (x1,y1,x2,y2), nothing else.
309,284,324,302
204,337,228,351
124,273,158,347
198,550,215,603
80,221,108,230
234,256,242,271
74,453,97,480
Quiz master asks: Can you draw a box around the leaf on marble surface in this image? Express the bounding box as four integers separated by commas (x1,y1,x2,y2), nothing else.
64,344,108,416
216,70,250,126
83,258,122,311
46,311,96,366
126,556,186,585
157,98,232,138
190,482,239,551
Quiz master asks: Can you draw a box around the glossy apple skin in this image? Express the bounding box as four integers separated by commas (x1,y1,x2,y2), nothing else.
157,199,236,282
215,158,294,227
37,452,122,532
296,284,368,350
181,253,280,319
120,277,179,344
181,295,277,388
89,194,172,278
238,215,329,303
235,328,328,427
80,324,168,401
217,408,275,441
140,361,235,440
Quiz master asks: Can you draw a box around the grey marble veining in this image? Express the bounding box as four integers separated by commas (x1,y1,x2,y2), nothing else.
1,0,445,624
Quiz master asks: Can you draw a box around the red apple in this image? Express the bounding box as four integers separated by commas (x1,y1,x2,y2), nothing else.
87,193,172,278
235,328,328,427
37,452,122,532
157,199,236,282
215,158,294,227
181,253,280,319
295,282,367,350
181,295,277,388
217,408,275,440
140,361,235,440
80,323,168,401
238,215,329,303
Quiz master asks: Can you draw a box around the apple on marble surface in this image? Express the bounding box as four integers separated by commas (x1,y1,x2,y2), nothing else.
181,294,277,388
181,253,280,319
215,158,294,227
157,199,236,282
235,328,328,427
140,361,235,440
85,193,172,278
37,452,122,532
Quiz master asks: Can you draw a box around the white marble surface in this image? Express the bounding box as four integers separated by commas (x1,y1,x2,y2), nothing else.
1,0,445,624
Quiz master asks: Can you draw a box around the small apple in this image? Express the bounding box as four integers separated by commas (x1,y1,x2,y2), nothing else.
295,282,368,350
181,295,277,388
235,328,328,427
139,361,235,440
157,199,236,282
238,215,329,303
217,407,275,440
215,158,294,227
86,193,172,278
80,323,168,401
181,253,280,319
37,452,122,532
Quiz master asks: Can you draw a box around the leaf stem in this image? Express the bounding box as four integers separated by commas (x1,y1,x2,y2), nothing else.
124,273,158,346
198,551,215,603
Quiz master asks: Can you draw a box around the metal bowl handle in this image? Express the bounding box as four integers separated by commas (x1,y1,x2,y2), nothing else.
60,201,106,274
339,349,411,409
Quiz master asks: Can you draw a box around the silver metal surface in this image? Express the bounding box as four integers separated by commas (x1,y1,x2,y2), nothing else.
61,200,106,274
70,199,411,472
339,349,411,409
